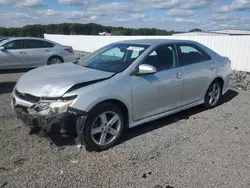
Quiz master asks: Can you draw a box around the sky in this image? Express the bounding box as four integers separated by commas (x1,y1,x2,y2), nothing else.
0,0,249,31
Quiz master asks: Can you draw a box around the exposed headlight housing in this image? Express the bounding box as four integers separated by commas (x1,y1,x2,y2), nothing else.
30,95,77,116
49,100,75,114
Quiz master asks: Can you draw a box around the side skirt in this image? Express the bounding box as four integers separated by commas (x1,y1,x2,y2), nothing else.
129,100,204,128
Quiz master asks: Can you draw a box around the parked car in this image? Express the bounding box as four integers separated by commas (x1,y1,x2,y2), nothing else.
11,39,232,151
0,37,75,69
0,37,8,43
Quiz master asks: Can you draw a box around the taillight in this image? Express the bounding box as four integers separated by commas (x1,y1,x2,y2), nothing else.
65,48,74,54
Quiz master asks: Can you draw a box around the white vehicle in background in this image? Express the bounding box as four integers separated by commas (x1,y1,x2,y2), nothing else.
0,37,76,69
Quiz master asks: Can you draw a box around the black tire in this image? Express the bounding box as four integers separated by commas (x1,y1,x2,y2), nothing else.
81,103,125,151
47,56,63,65
203,80,222,109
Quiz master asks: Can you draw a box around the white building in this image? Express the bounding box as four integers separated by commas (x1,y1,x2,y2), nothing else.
172,32,227,36
211,29,250,35
172,29,250,36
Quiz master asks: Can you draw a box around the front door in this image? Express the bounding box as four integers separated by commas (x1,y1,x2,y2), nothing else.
0,39,28,69
131,44,183,121
177,43,216,106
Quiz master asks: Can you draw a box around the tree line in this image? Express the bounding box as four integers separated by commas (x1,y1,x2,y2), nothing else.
0,23,183,37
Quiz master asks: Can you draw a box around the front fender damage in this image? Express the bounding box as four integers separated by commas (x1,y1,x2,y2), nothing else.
68,107,88,146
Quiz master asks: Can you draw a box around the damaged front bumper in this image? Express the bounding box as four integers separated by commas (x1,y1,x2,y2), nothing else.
14,106,67,132
11,89,76,133
11,89,89,146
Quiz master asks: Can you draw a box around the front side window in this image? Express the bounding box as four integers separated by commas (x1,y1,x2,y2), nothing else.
143,45,176,71
78,43,149,73
3,40,25,50
178,44,211,66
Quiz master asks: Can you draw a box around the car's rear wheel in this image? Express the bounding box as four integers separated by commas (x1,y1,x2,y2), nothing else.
204,80,222,108
47,56,63,65
82,103,125,151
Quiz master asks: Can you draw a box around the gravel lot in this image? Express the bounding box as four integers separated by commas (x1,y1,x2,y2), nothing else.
1,70,250,188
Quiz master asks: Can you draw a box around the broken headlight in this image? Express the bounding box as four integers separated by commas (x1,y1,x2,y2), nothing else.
32,96,77,116
49,100,75,114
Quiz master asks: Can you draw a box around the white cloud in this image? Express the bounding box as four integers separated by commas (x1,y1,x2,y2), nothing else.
167,9,195,17
58,0,96,5
0,0,43,8
130,13,146,20
174,18,200,24
36,9,59,16
0,0,249,31
88,2,142,16
216,0,250,12
181,0,213,9
209,13,233,21
36,10,97,22
138,0,214,9
0,12,31,19
0,12,35,27
88,0,214,17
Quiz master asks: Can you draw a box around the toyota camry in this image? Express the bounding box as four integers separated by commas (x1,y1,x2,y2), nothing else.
11,39,232,151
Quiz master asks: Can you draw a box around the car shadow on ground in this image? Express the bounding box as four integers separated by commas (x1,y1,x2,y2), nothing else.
38,89,239,148
0,82,16,95
120,89,238,145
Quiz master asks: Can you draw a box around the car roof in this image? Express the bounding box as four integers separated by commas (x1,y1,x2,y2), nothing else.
115,39,196,46
7,37,59,45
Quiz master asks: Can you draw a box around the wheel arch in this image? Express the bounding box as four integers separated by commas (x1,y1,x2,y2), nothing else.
88,99,130,128
212,77,224,90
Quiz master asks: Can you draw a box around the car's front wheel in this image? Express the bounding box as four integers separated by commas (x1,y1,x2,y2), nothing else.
204,80,222,108
82,103,125,151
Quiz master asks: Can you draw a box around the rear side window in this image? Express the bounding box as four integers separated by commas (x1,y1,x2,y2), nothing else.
177,44,211,66
25,40,55,49
41,41,55,48
3,40,25,50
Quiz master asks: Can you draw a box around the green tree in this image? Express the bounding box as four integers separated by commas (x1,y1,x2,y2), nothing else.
189,28,202,32
1,23,180,37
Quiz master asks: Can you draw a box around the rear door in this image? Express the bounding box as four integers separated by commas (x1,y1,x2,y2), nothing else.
24,39,54,67
177,43,216,106
0,39,28,69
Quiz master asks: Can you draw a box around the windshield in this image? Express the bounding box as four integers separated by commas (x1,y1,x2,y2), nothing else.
78,43,149,73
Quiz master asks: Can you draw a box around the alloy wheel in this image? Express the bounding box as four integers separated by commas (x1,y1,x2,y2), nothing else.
91,111,121,146
50,58,62,64
207,83,221,106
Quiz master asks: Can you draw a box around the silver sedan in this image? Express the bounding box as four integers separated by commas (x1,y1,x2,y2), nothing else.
0,37,76,69
11,39,232,151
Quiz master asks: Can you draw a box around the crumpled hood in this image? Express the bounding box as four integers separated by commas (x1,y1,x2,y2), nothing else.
16,63,114,97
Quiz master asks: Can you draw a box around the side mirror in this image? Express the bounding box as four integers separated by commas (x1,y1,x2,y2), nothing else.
136,64,156,75
0,46,4,51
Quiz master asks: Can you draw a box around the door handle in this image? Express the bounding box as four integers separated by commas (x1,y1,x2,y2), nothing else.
174,72,182,79
209,65,216,70
19,51,26,54
45,49,50,52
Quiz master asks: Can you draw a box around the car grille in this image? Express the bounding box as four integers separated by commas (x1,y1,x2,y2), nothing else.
15,89,40,103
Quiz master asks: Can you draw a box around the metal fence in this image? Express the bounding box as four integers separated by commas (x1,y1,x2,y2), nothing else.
44,34,250,72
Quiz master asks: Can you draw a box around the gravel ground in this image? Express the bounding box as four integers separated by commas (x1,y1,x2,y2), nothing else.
1,70,250,188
